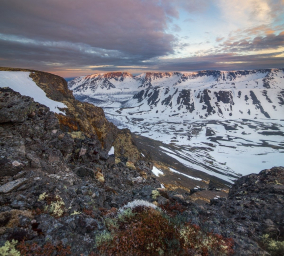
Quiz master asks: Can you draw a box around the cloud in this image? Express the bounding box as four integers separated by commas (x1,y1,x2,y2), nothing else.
216,37,225,42
220,31,284,52
0,0,283,76
172,24,182,32
216,0,275,27
160,0,209,18
154,52,284,71
0,0,175,59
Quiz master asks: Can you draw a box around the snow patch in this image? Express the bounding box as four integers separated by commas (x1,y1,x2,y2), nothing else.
152,166,164,176
169,168,202,181
108,146,114,155
0,71,66,114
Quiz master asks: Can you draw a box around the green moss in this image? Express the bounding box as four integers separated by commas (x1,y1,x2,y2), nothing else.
151,190,160,200
39,193,65,217
49,196,65,217
118,208,135,221
261,234,284,256
70,211,81,216
0,240,21,256
95,230,113,247
69,131,85,140
38,192,47,201
105,218,119,230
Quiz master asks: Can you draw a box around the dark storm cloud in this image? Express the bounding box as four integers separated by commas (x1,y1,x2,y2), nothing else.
0,36,144,72
0,0,176,61
0,0,213,74
1,33,283,75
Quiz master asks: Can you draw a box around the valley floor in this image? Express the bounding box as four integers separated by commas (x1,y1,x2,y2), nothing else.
105,109,284,199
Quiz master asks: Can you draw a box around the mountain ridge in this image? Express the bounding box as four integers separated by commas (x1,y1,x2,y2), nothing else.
69,68,284,120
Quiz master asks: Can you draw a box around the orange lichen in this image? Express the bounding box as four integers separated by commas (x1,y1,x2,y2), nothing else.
55,114,79,132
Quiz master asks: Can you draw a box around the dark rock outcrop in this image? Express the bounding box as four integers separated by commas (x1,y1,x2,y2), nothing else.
0,87,160,255
0,68,142,164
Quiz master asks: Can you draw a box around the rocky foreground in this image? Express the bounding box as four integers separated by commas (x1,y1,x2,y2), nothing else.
0,70,284,255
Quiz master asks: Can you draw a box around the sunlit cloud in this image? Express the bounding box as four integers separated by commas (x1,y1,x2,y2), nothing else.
0,0,283,76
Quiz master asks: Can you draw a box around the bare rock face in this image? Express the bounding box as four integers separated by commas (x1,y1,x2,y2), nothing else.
29,70,141,163
0,87,37,123
114,128,142,163
226,167,284,239
0,68,141,163
29,71,117,149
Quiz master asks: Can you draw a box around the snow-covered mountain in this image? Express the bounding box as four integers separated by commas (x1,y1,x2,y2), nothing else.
68,69,284,120
68,69,284,183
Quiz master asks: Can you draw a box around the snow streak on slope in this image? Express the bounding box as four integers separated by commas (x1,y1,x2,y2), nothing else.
0,71,66,114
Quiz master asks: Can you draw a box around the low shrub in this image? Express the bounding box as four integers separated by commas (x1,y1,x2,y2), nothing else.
261,234,284,256
95,205,234,256
17,241,71,256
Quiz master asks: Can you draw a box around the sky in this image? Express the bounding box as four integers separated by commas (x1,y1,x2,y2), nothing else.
0,0,283,77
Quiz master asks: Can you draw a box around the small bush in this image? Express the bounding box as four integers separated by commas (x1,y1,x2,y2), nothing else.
118,199,157,214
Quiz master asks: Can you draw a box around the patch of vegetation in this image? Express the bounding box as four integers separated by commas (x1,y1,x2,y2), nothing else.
94,202,234,256
0,240,21,256
95,230,113,248
152,189,160,200
17,241,71,256
261,234,284,256
38,193,65,217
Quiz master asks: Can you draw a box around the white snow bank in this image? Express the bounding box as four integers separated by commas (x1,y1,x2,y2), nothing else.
169,168,202,181
152,166,164,176
108,146,114,155
0,71,66,114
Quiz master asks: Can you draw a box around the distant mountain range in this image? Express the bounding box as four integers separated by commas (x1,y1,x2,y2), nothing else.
68,69,284,120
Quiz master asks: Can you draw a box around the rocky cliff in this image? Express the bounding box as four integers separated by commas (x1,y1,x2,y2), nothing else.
0,68,142,164
0,86,159,255
0,69,283,255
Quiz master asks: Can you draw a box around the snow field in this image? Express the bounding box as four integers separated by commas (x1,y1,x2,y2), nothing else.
0,71,66,114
